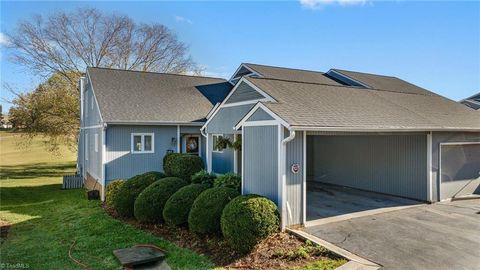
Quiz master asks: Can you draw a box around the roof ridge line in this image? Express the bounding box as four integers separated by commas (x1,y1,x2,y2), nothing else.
87,66,227,80
244,63,327,75
247,77,431,97
332,68,399,79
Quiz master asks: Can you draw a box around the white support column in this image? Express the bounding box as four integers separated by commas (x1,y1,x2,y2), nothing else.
176,125,180,153
241,129,245,194
427,131,433,202
277,124,286,231
233,134,238,174
303,131,307,224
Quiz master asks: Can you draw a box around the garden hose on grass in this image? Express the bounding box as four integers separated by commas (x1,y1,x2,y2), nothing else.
69,240,92,270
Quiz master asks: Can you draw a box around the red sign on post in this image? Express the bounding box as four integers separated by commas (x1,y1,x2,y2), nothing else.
291,163,300,174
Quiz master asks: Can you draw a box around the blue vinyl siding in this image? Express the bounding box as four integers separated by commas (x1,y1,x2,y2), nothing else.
81,78,104,181
105,125,177,184
243,125,279,205
84,127,103,181
285,130,304,225
206,104,254,134
247,108,274,121
211,134,234,174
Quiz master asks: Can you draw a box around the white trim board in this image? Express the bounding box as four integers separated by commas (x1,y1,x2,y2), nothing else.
201,77,276,132
235,102,290,130
130,133,155,154
228,63,262,83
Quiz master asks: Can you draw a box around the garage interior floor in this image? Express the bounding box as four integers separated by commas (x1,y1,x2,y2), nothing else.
306,182,421,221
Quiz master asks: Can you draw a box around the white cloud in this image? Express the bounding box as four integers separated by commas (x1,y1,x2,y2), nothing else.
300,0,368,9
0,32,11,46
174,15,193,25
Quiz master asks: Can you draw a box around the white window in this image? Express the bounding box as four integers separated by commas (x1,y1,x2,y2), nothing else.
85,134,89,161
131,133,154,154
212,134,224,153
94,133,98,153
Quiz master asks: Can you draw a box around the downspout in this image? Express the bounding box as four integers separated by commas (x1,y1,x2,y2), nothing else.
280,128,295,230
200,126,210,172
101,122,107,201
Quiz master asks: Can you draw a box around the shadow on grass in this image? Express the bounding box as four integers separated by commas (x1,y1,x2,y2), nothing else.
0,162,76,179
0,184,215,269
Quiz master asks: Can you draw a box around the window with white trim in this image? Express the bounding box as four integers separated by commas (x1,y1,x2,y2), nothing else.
212,134,224,153
131,133,154,153
94,133,98,152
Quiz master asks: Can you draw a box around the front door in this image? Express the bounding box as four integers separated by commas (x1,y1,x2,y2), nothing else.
184,135,200,156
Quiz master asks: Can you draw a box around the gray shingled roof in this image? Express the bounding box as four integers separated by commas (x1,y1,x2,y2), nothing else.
87,67,232,123
331,69,439,96
244,63,342,85
247,77,480,130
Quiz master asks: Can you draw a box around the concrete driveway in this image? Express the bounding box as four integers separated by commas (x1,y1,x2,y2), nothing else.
305,199,480,270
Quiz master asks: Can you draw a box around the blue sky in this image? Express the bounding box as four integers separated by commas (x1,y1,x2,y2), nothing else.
1,1,479,112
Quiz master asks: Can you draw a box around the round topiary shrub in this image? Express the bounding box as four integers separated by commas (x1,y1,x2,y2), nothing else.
111,171,165,217
214,173,241,192
105,179,125,208
221,194,280,254
162,184,208,226
188,187,239,235
163,153,204,182
134,177,187,223
191,170,216,187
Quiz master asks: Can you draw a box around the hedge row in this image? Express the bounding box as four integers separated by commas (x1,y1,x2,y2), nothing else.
105,155,279,254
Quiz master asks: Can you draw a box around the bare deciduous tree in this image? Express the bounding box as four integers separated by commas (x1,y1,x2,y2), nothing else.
6,8,200,152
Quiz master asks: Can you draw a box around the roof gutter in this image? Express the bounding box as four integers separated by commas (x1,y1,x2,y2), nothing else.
290,126,480,132
106,121,205,126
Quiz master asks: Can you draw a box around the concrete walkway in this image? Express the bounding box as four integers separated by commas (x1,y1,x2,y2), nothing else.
305,199,480,270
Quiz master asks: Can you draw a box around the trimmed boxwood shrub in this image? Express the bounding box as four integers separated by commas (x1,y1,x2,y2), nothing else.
191,170,216,187
188,187,239,235
163,153,204,182
221,194,280,254
134,177,187,223
105,179,125,208
214,173,241,192
112,171,165,217
162,184,208,226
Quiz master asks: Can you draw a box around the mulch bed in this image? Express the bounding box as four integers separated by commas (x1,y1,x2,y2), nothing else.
104,205,343,269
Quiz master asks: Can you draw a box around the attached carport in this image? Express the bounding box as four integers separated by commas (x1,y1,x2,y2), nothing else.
306,132,429,204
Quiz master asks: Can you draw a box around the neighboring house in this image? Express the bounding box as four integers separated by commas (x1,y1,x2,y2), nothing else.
78,64,480,229
461,92,480,110
1,115,12,129
77,67,232,199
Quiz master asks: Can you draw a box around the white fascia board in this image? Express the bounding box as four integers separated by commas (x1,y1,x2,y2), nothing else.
206,103,221,119
106,121,204,126
201,77,277,132
291,126,480,132
85,69,105,124
327,69,370,88
235,102,290,130
228,63,262,83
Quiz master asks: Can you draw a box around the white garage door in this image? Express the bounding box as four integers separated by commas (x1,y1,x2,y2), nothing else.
440,143,480,200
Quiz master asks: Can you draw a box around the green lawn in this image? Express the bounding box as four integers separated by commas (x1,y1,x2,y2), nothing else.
0,132,214,269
